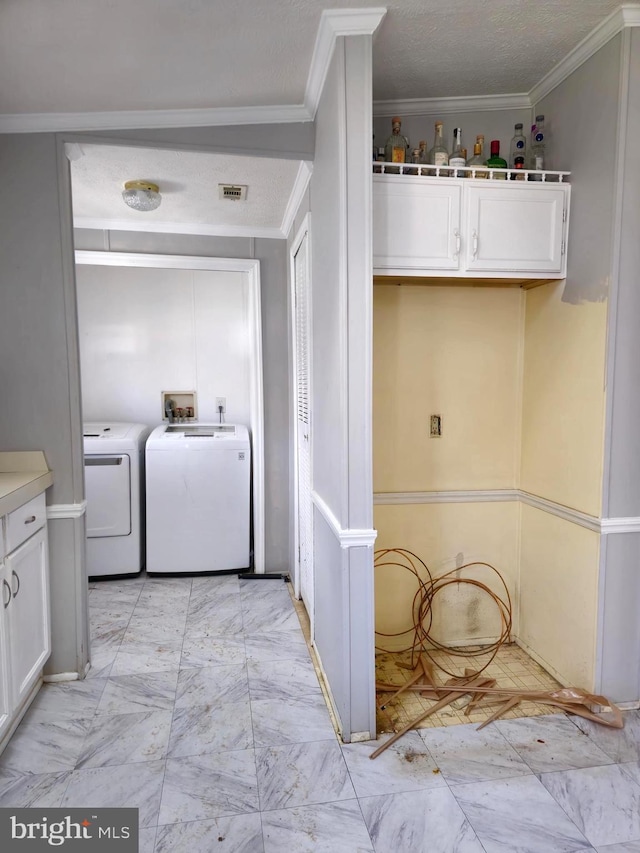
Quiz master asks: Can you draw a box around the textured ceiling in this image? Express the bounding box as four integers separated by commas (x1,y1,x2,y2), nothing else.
0,0,622,113
70,144,301,232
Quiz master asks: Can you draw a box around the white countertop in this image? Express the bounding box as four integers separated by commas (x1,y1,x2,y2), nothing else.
0,452,53,517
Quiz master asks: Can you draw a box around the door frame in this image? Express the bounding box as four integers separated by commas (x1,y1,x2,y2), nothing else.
289,213,313,610
75,250,266,574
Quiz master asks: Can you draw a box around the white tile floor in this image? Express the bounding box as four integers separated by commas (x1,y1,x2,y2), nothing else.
0,571,639,852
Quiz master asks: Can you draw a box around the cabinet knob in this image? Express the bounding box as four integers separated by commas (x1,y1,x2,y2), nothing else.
2,579,10,609
11,570,20,599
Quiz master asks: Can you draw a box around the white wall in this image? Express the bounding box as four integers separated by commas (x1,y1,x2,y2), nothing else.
76,264,252,427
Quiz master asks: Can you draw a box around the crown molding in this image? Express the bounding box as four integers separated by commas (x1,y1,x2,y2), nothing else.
73,217,284,239
304,7,387,119
0,104,311,135
281,161,313,238
529,3,640,105
373,93,532,117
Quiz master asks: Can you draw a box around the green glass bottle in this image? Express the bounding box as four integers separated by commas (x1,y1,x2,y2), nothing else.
485,139,507,180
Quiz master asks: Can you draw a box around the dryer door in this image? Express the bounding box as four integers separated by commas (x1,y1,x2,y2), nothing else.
85,454,131,538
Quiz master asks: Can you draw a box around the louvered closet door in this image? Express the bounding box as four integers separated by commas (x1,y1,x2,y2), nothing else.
294,232,314,622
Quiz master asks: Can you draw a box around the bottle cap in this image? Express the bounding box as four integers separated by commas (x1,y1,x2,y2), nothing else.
490,139,500,155
515,123,523,130
392,116,402,123
535,114,544,122
476,134,485,141
435,120,443,127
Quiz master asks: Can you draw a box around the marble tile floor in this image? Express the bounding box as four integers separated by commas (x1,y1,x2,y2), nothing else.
1,571,639,852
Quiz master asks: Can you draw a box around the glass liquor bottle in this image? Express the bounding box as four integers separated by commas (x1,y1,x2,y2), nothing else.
509,123,527,168
450,128,466,177
384,116,410,164
427,121,448,174
529,114,545,180
467,142,487,178
485,140,507,179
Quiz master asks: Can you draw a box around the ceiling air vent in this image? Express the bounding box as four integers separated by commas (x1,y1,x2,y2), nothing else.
218,184,248,201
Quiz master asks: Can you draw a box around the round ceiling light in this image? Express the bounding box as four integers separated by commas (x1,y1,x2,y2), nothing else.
122,180,161,212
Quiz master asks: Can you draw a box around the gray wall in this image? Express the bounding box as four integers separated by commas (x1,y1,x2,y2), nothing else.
75,123,314,161
604,28,640,519
75,229,291,573
536,34,621,305
595,29,640,701
534,30,640,702
0,121,308,677
373,108,530,165
310,35,376,741
0,134,89,675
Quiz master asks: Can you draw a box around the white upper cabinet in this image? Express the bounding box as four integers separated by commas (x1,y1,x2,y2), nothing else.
373,179,462,271
373,174,570,279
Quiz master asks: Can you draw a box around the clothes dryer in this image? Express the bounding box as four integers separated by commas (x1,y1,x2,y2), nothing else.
83,422,150,577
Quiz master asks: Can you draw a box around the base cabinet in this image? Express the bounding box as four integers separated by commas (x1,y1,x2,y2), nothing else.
5,527,50,709
0,493,51,747
0,568,11,736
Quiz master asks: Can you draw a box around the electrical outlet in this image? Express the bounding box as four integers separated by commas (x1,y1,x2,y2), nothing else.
430,414,442,437
215,397,226,413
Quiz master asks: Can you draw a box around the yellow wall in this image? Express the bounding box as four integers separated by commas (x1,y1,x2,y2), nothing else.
374,285,524,492
519,503,600,689
521,281,607,516
373,280,608,688
374,502,520,650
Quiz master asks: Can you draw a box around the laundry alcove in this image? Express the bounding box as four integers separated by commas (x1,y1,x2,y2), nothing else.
75,251,265,573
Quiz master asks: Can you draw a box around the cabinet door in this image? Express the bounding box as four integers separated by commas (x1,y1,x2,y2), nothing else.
5,526,50,708
465,184,567,273
0,563,12,739
373,176,462,271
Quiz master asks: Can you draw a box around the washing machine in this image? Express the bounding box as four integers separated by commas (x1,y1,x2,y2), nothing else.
83,422,150,577
145,423,251,574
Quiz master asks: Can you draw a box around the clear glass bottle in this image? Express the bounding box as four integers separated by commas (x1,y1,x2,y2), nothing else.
467,142,487,178
485,140,507,179
427,121,448,174
384,116,410,164
509,123,527,168
418,140,427,164
529,114,545,180
406,148,421,175
450,127,466,176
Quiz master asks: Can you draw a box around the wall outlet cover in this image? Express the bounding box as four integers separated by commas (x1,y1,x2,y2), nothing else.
430,414,442,437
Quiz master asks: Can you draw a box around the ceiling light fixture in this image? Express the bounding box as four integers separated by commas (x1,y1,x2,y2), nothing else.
122,180,161,212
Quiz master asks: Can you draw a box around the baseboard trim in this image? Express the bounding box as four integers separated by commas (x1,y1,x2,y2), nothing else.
43,672,80,683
